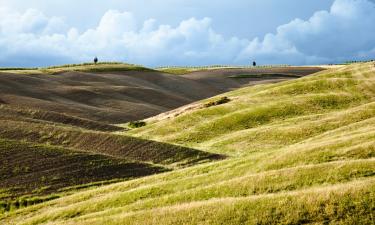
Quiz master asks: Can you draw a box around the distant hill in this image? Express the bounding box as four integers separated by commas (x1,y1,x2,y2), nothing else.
0,63,323,123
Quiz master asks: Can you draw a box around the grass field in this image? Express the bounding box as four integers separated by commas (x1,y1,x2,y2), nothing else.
1,62,373,224
129,63,374,155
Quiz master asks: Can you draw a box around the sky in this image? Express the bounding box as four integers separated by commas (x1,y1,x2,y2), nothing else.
0,0,374,67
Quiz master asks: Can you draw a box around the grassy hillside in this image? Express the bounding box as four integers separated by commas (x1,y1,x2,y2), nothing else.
129,63,374,155
2,62,374,224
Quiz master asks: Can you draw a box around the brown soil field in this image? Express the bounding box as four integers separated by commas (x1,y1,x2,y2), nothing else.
0,67,323,124
0,119,223,167
0,105,121,132
0,116,222,210
181,67,324,91
0,138,167,201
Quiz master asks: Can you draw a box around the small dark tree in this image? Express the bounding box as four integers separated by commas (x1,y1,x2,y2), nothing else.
253,61,256,67
94,57,98,64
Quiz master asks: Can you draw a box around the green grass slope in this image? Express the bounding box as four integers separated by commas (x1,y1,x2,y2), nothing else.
129,63,375,155
2,63,375,224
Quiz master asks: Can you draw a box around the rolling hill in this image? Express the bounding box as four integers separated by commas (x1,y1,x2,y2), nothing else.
0,63,319,215
1,62,373,224
0,103,224,210
0,63,323,123
0,63,239,213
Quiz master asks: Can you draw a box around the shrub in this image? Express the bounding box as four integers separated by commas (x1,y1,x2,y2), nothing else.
204,97,231,108
128,121,147,128
0,195,60,212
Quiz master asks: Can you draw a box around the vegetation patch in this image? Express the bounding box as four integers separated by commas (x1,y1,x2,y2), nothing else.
128,121,147,128
204,97,231,108
0,195,59,213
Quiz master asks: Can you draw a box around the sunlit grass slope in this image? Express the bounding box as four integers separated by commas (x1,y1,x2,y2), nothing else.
130,62,375,156
2,63,375,224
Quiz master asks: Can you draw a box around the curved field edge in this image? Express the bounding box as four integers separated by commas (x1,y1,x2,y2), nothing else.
0,138,167,210
0,119,224,168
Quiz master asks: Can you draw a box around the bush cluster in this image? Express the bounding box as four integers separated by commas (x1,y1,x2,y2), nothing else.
0,195,59,212
128,121,147,128
204,97,231,108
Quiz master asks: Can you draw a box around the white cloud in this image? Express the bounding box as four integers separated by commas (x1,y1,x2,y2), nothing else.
0,0,375,67
97,10,137,36
238,0,375,64
0,8,68,35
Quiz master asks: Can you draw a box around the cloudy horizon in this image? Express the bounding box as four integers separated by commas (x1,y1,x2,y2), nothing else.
0,0,375,67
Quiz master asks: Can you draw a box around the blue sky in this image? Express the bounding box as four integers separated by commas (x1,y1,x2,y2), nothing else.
0,0,374,67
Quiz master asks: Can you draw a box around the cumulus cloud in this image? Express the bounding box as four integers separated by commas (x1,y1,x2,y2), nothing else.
238,0,375,64
0,0,375,67
0,8,68,35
